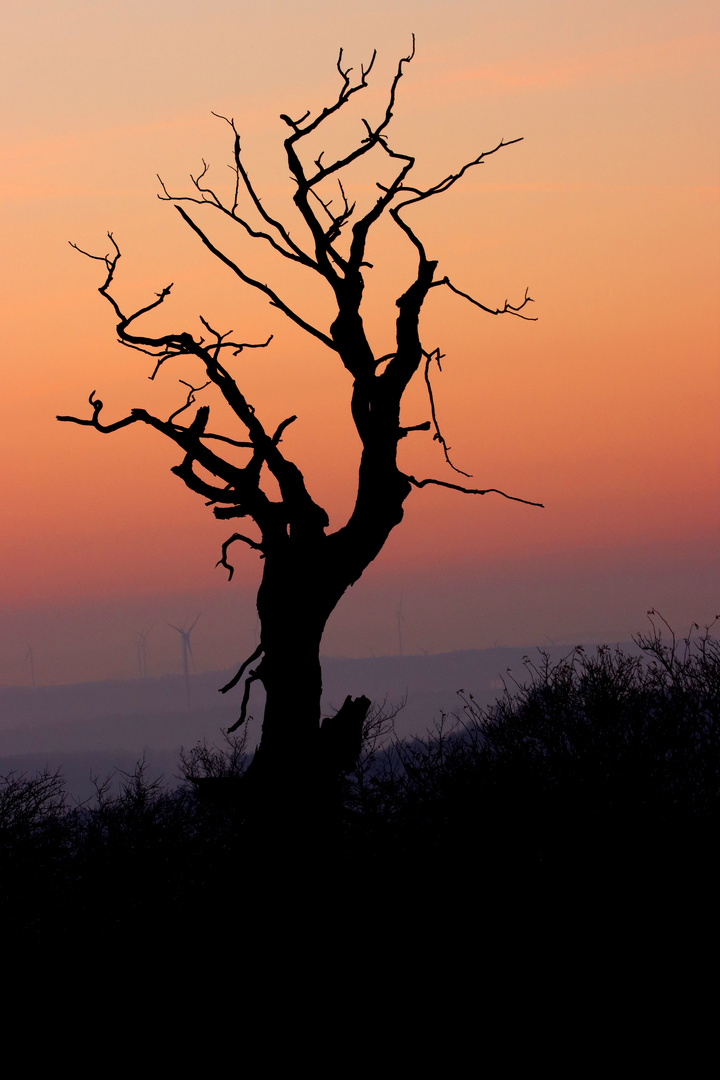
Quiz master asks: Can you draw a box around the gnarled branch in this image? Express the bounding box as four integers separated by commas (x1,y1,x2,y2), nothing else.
422,348,471,477
217,532,265,581
431,278,536,320
405,474,544,508
58,391,142,433
227,668,260,733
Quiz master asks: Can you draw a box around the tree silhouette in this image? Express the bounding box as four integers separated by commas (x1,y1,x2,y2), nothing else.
58,42,541,798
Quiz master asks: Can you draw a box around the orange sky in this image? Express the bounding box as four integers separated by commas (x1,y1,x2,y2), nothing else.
0,0,718,684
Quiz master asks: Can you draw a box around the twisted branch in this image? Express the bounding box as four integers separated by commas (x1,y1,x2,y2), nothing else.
227,669,260,732
422,348,471,477
405,474,544,508
431,278,536,320
217,532,265,581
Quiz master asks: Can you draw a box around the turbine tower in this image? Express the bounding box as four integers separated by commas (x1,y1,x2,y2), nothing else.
25,644,36,689
397,593,406,658
134,627,152,679
169,615,200,707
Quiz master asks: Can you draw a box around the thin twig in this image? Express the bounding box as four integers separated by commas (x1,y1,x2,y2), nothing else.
406,474,544,507
423,348,471,477
432,278,537,320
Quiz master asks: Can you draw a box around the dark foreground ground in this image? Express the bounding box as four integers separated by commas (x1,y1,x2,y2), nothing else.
2,622,718,956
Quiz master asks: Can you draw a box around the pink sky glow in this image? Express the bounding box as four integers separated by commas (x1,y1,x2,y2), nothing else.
0,0,717,685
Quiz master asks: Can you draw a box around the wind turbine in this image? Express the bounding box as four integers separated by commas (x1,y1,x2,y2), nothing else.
169,615,200,707
25,645,36,688
397,593,407,658
134,627,152,679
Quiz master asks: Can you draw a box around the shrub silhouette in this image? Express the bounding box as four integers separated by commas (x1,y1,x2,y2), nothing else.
2,617,717,940
343,615,720,885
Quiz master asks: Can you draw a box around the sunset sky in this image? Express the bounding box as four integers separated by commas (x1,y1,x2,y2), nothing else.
1,0,718,685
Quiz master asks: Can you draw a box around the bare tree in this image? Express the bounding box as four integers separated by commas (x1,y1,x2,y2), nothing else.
58,42,541,798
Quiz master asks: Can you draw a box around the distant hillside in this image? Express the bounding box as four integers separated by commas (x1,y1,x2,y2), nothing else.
0,643,635,797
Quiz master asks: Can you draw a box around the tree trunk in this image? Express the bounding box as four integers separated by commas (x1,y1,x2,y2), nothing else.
245,531,380,812
243,545,333,806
